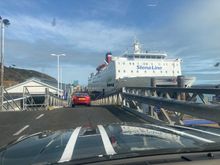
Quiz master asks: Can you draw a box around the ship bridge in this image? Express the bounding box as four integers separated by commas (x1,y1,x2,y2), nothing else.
123,40,167,59
123,52,167,59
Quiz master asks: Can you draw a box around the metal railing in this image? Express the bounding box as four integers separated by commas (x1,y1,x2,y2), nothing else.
23,86,42,111
44,88,67,110
0,86,23,111
0,86,67,111
92,86,220,125
23,86,67,110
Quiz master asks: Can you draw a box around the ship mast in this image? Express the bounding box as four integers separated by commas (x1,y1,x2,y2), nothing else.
133,38,142,54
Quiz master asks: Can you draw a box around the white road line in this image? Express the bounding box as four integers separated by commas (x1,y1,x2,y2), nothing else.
58,127,81,163
35,114,44,120
98,125,116,155
13,125,30,136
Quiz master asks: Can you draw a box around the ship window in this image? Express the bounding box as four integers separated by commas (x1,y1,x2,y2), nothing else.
165,71,168,73
144,70,147,73
118,70,120,73
133,62,135,65
124,70,126,73
129,62,131,65
131,70,133,73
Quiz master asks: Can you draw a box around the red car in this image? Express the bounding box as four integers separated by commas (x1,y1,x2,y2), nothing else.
71,93,91,107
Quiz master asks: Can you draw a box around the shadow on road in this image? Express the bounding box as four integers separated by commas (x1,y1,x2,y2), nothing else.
103,105,146,123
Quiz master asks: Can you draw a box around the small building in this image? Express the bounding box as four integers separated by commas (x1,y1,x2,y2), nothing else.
6,77,62,95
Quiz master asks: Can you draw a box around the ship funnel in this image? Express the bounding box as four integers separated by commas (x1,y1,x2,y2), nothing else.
106,52,112,63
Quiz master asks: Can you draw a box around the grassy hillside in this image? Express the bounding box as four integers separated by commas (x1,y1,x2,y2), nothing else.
1,66,56,88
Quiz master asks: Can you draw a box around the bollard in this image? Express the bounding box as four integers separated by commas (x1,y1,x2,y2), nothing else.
149,78,156,116
177,76,185,100
151,78,156,96
45,88,49,110
151,78,156,87
0,86,3,111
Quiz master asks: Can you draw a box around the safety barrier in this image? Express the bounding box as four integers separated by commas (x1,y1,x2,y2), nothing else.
92,86,220,125
0,86,67,111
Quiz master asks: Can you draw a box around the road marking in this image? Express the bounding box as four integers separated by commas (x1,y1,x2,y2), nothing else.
98,125,116,155
35,114,44,120
58,127,81,163
118,107,147,123
13,125,29,136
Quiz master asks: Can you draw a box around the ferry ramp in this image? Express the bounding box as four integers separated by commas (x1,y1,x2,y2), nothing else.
0,105,147,147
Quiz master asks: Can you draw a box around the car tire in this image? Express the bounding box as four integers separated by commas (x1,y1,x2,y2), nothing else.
71,104,75,107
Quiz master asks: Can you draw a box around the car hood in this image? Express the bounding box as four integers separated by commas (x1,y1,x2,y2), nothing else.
1,123,220,165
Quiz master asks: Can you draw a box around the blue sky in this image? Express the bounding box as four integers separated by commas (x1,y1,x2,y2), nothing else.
1,0,220,85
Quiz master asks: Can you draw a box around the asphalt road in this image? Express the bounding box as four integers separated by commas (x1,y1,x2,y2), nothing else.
0,105,146,147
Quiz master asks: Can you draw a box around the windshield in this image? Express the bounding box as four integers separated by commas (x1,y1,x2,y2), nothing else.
0,0,220,164
74,93,89,97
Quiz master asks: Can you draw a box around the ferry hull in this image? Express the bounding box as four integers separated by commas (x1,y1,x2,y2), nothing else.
88,76,196,94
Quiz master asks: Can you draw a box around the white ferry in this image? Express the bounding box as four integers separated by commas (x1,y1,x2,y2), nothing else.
88,40,195,93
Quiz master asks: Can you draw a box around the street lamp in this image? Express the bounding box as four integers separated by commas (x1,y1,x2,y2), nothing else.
60,66,63,97
51,53,65,97
0,16,10,111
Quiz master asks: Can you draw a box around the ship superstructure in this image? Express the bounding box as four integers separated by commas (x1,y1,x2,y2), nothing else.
88,40,195,93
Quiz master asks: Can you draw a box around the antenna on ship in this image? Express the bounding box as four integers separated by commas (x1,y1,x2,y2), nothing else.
133,36,141,54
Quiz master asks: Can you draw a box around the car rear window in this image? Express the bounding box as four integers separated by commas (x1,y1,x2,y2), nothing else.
75,93,89,97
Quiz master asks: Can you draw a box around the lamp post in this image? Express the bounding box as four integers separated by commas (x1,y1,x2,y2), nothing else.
0,16,10,111
60,66,63,97
51,53,65,97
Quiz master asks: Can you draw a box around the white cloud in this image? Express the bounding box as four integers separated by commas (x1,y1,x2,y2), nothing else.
4,14,139,84
34,64,95,85
3,0,220,84
6,15,138,52
173,0,220,48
